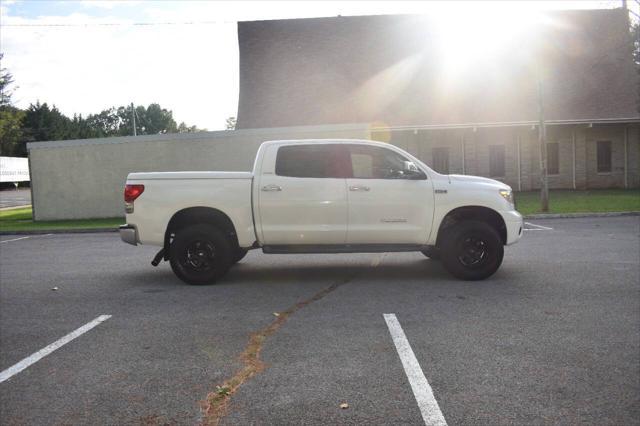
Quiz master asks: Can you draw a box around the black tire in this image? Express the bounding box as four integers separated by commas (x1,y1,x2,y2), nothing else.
232,248,248,264
441,220,504,281
420,246,441,260
169,224,232,285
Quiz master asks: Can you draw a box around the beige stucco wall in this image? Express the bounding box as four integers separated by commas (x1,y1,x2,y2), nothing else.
28,124,370,220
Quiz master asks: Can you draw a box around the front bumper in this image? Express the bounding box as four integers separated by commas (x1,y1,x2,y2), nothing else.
119,224,138,246
502,210,524,245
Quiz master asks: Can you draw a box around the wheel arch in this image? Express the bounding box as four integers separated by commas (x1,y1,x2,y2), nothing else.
435,206,507,247
164,207,239,258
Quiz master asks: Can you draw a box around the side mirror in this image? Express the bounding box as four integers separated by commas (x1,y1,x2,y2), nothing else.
402,161,426,180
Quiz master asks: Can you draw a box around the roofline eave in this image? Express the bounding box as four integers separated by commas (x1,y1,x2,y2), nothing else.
373,117,640,132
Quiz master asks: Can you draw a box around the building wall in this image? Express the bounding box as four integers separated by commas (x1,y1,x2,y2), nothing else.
28,124,369,220
382,123,639,192
27,122,638,221
628,127,640,188
585,125,625,189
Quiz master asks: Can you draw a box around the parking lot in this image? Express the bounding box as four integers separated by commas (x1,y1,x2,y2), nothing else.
0,189,31,209
1,216,638,425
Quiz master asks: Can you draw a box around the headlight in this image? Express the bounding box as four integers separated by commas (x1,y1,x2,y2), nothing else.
499,189,514,207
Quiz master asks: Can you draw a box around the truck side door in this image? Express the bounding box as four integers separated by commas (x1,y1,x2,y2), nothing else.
345,144,434,245
256,143,349,245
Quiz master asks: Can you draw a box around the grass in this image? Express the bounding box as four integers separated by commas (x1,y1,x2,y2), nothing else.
0,207,123,232
515,189,640,216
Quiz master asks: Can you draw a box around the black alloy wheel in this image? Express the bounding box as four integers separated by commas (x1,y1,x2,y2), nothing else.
441,220,504,280
457,236,488,267
184,240,217,271
169,224,232,285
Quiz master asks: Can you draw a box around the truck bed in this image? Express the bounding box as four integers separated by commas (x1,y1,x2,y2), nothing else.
126,171,255,247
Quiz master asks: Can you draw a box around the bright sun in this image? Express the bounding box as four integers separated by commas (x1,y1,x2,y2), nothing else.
426,3,548,76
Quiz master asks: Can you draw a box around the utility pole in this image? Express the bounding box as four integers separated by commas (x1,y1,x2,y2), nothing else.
131,102,137,136
537,78,549,212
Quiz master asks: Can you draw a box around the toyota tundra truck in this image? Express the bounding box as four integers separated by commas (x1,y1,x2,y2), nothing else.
120,139,523,284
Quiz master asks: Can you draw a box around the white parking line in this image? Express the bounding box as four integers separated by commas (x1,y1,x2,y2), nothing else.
384,313,447,426
0,234,53,244
524,222,553,230
0,315,112,383
0,236,31,244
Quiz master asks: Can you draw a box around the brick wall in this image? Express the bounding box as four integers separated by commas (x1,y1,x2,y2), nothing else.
387,124,639,190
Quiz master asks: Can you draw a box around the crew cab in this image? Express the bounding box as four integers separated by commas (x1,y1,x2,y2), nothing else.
120,139,523,284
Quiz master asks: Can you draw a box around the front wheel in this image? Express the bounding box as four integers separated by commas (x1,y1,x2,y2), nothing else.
441,220,504,281
169,224,232,285
420,246,441,260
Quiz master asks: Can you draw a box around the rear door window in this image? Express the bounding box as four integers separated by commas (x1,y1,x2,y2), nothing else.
275,144,348,178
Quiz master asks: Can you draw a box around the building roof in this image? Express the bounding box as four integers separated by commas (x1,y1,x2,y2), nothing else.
236,9,639,130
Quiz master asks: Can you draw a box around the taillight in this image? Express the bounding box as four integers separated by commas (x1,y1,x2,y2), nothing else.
124,184,145,202
124,184,144,213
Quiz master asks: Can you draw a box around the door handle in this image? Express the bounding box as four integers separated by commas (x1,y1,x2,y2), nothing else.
349,185,370,192
261,184,282,192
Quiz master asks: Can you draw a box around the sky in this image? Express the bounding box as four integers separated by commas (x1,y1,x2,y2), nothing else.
0,0,634,131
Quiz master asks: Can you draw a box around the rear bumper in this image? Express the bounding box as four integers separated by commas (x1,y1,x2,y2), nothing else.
119,224,138,246
502,210,524,245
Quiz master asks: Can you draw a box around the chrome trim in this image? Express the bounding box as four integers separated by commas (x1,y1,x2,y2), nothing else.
349,185,370,191
261,184,282,192
119,225,138,246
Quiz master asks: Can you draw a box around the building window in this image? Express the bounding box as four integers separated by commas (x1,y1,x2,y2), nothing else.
489,145,505,177
432,147,450,174
597,141,612,173
547,142,559,175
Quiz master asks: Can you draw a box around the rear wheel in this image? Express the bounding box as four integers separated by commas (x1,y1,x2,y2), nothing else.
232,248,248,264
441,220,504,280
169,224,232,285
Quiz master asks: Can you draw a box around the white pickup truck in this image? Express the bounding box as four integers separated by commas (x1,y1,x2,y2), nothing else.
120,139,523,284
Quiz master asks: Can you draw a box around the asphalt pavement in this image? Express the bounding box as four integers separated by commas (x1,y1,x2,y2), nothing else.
0,189,31,209
0,216,638,425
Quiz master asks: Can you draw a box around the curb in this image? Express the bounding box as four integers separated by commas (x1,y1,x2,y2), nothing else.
0,205,31,211
524,211,640,220
0,228,118,236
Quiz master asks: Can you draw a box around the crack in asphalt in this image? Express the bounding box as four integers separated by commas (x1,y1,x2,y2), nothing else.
199,270,362,425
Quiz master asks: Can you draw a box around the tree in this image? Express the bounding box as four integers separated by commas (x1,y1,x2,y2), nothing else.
0,106,24,156
80,103,182,137
0,54,25,156
17,102,78,155
178,122,200,133
225,116,236,130
126,103,178,135
85,107,122,137
0,53,16,108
